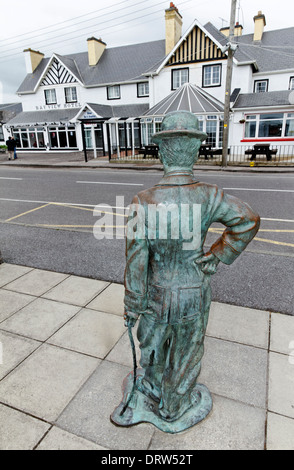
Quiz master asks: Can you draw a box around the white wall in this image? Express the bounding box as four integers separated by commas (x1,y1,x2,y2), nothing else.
19,81,149,113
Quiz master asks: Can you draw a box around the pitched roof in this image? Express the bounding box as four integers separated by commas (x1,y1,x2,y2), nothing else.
233,90,294,109
17,40,166,94
143,83,224,116
205,22,294,73
5,108,81,126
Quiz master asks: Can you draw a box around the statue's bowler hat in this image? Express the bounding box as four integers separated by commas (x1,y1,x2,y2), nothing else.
152,110,207,143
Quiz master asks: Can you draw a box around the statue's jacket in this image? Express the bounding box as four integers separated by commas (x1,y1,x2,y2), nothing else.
124,172,260,325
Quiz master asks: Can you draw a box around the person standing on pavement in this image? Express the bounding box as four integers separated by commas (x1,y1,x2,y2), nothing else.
6,136,17,160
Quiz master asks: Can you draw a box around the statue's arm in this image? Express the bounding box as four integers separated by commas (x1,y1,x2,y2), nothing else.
209,189,260,266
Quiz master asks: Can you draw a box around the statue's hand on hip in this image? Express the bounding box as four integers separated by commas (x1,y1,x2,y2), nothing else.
195,252,220,275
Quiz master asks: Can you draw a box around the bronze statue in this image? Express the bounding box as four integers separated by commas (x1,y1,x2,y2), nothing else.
111,110,260,433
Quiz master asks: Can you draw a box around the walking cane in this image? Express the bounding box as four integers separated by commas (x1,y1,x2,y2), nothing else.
120,323,137,416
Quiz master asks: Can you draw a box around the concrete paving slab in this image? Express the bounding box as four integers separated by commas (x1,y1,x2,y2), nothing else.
36,426,108,450
106,325,140,368
0,330,40,380
0,264,33,288
199,336,268,408
43,275,109,307
149,394,266,450
266,412,294,450
87,283,124,317
4,269,69,297
0,289,35,323
49,309,126,359
0,344,100,422
270,312,294,355
57,360,154,450
207,302,270,349
0,403,50,450
268,351,294,419
0,298,81,342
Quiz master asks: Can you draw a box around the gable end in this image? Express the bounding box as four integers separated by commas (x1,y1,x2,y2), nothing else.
41,58,77,86
167,24,226,66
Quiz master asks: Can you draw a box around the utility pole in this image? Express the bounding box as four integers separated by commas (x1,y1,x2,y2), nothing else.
222,0,237,167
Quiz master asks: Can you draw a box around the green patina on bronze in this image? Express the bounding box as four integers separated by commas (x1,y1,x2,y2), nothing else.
111,110,260,433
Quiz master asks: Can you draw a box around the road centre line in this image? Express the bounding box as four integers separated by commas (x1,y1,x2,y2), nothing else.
0,177,23,180
76,181,144,186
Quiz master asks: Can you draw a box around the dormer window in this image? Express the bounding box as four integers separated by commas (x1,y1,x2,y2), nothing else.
107,85,121,100
289,77,294,91
44,89,57,105
65,86,77,103
254,80,268,93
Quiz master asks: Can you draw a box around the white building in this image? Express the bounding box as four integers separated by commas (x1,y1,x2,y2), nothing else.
4,4,294,160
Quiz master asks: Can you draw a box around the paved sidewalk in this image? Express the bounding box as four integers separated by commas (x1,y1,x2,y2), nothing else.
0,151,293,172
0,262,293,450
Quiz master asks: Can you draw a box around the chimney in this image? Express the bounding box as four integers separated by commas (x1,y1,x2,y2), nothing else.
220,23,243,37
23,48,44,74
253,11,266,41
234,22,243,37
220,26,230,37
165,3,183,55
87,37,106,66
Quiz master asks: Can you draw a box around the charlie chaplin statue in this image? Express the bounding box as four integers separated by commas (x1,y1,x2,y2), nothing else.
111,110,260,433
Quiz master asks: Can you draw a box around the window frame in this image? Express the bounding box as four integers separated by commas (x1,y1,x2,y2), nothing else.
64,86,77,103
243,112,294,141
44,88,57,105
137,82,149,98
253,79,269,93
107,85,121,100
171,67,189,90
289,77,294,91
202,64,222,88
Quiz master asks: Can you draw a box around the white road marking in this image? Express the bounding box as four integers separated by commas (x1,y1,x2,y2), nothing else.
0,177,23,180
0,198,293,223
223,188,294,193
76,181,143,186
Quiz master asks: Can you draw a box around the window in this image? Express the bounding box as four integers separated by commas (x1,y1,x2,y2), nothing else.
202,64,222,87
44,89,57,105
244,113,289,139
0,125,4,141
137,82,149,97
254,80,269,93
49,126,77,148
285,113,294,137
289,77,294,91
107,85,121,100
65,87,77,103
172,68,189,90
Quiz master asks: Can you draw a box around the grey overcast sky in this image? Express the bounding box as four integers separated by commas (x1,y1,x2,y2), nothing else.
0,0,292,103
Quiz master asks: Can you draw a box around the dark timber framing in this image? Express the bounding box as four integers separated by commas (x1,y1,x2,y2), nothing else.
167,24,226,66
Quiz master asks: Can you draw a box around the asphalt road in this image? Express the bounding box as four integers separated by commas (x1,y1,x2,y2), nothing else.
0,166,293,315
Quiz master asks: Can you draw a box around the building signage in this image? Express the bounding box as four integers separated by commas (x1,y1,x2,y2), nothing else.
35,102,81,111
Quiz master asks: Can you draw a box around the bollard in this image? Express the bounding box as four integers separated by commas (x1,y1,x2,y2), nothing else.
111,111,260,433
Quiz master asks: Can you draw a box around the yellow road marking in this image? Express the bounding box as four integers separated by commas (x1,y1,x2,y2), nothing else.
50,202,127,218
38,224,126,229
254,237,294,248
5,204,51,222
